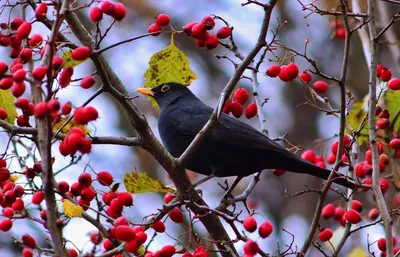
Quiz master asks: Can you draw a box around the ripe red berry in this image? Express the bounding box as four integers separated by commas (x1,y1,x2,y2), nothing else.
32,191,44,205
278,65,290,82
234,88,249,105
32,66,47,81
381,68,392,82
243,216,257,233
336,28,346,39
52,56,64,71
97,171,113,186
168,207,184,223
377,64,383,77
196,38,205,48
368,208,379,220
244,240,259,255
29,34,43,47
59,67,74,87
81,187,96,201
0,62,8,76
191,24,207,39
80,76,96,89
115,225,135,242
380,178,390,194
245,103,257,119
15,97,30,109
101,1,115,15
201,16,215,30
78,173,92,187
205,34,219,50
112,3,126,21
33,102,49,119
258,220,273,238
35,3,48,19
318,228,333,242
322,203,335,219
388,78,400,90
164,192,175,204
273,169,286,176
0,78,13,90
22,248,33,257
10,17,24,30
13,69,26,82
72,46,91,61
217,26,232,39
390,138,400,150
114,216,129,227
286,63,299,80
301,149,315,163
313,80,329,94
231,102,243,118
118,191,133,206
3,207,14,217
152,220,166,233
160,245,176,257
377,237,395,252
17,22,32,39
57,181,70,194
90,7,103,23
12,198,25,212
345,209,361,224
61,102,72,115
19,48,32,63
156,14,170,27
110,198,123,212
334,207,345,221
148,23,162,36
351,200,363,213
377,118,389,129
67,249,78,257
85,106,99,121
183,22,198,36
300,71,312,83
125,239,140,253
22,234,36,248
136,231,147,245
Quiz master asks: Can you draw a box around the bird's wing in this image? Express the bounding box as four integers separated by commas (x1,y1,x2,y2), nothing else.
169,103,289,154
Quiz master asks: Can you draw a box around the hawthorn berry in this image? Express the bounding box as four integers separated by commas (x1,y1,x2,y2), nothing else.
115,225,135,242
244,240,259,255
110,198,123,212
322,203,335,219
278,65,290,82
217,26,232,39
81,76,96,89
103,239,114,251
72,46,91,61
112,3,126,21
2,207,14,217
13,69,26,82
381,68,392,82
12,199,24,212
336,28,346,39
67,249,78,257
377,118,389,129
136,231,147,245
351,200,363,213
301,149,315,163
388,78,400,90
234,88,249,105
345,209,361,224
318,228,333,242
17,22,32,39
286,63,299,80
313,80,329,94
22,248,33,257
258,220,273,238
183,22,198,36
125,239,140,253
34,102,49,119
15,97,30,110
300,71,312,83
0,77,13,90
118,191,133,206
273,169,286,176
201,16,215,30
156,14,170,27
168,207,184,223
0,62,8,76
10,17,23,30
205,34,219,50
245,103,257,119
0,218,13,231
32,66,47,81
22,234,36,248
90,7,103,23
29,34,43,47
380,178,389,194
160,245,176,257
231,101,243,118
52,56,64,71
152,220,166,233
78,172,92,187
32,191,44,205
114,216,129,227
101,1,115,15
243,216,257,233
148,23,162,36
35,3,48,19
97,171,113,186
195,38,205,48
57,181,70,194
164,192,175,204
191,24,207,39
19,48,32,63
334,207,345,221
368,208,379,220
61,102,72,115
390,138,400,150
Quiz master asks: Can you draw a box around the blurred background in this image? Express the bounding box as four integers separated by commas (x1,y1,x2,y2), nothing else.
0,0,399,256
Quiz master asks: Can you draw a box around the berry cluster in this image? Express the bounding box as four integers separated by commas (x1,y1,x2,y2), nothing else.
222,87,258,119
89,1,127,23
377,64,400,90
148,14,171,36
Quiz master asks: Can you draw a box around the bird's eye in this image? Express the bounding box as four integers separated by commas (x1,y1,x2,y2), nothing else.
161,84,170,92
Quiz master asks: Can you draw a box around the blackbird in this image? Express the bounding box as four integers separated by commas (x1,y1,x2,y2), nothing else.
136,82,354,189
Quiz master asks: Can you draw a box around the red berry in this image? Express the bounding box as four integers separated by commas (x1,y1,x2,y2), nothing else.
22,248,33,257
390,138,400,150
301,149,315,163
378,238,387,251
381,68,392,82
201,16,215,30
322,203,335,219
156,14,170,27
377,64,383,77
52,56,64,71
13,69,26,82
231,102,243,118
47,98,60,112
334,207,345,221
152,220,165,233
59,67,74,87
136,231,147,245
351,200,363,213
12,198,25,212
35,3,48,19
32,191,44,205
118,191,133,206
114,216,129,227
22,234,36,248
57,181,70,194
17,22,32,39
234,88,249,105
278,65,290,82
3,207,14,217
362,178,372,191
377,118,389,129
34,102,49,119
244,240,259,255
74,107,90,125
15,97,30,109
80,76,96,89
110,198,123,212
318,228,333,242
243,216,257,233
19,48,32,63
29,34,43,47
191,24,207,39
205,34,219,50
61,102,72,115
217,26,232,39
103,239,114,251
286,63,299,80
245,103,257,119
97,171,113,186
300,71,312,83
164,192,175,204
114,225,135,242
273,169,286,176
112,3,126,21
78,172,92,187
195,38,205,48
90,7,103,23
72,46,91,61
32,66,47,81
345,209,361,224
380,178,389,194
10,17,24,30
388,78,400,90
148,23,162,36
160,245,176,257
81,187,96,201
336,28,346,39
0,62,8,76
0,78,13,90
125,239,140,253
313,80,329,94
168,207,184,223
101,1,115,15
183,22,198,36
368,208,379,220
258,220,273,238
67,249,78,257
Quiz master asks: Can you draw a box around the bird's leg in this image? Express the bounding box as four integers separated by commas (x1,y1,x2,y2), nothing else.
220,176,243,202
192,174,215,188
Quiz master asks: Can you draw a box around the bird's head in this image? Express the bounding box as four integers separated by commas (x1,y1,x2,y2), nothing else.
136,82,194,109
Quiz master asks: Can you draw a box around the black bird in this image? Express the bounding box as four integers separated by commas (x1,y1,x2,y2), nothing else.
136,82,354,189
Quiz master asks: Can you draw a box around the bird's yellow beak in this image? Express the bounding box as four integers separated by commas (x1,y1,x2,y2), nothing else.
135,88,154,97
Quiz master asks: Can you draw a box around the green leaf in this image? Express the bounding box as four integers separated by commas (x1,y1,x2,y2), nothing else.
143,34,197,107
384,90,400,132
0,89,17,125
62,50,87,68
347,96,369,145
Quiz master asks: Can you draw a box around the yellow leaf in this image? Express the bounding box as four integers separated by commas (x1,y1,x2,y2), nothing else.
53,117,90,135
347,95,369,145
0,89,17,124
348,247,368,257
143,34,197,107
62,50,88,68
137,245,146,255
124,171,175,194
384,90,400,132
62,199,83,218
